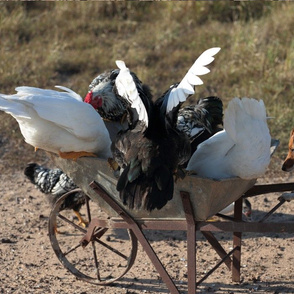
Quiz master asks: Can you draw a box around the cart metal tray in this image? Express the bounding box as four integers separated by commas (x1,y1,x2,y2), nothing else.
50,154,256,221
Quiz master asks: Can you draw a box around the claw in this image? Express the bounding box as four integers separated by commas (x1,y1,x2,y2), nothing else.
54,225,63,234
74,210,88,227
108,158,119,171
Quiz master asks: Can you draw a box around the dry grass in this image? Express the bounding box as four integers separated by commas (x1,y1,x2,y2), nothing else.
1,1,294,160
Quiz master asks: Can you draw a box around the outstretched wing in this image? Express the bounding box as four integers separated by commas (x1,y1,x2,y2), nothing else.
15,86,83,102
115,60,149,127
165,47,221,114
0,87,105,140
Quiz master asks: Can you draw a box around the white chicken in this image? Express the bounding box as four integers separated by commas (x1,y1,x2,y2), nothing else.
186,97,271,180
0,86,111,160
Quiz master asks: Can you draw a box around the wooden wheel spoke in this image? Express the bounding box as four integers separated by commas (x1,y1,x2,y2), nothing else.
91,241,101,281
93,236,129,260
63,243,82,256
93,227,109,239
85,196,92,222
57,213,87,233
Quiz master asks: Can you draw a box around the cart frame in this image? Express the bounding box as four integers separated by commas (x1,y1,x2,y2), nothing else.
48,154,294,293
85,181,294,294
49,178,294,294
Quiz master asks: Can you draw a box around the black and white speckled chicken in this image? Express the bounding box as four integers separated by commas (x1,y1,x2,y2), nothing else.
24,163,88,227
177,96,223,165
85,68,153,142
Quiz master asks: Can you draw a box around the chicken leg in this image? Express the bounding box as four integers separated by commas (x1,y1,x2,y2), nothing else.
73,210,89,227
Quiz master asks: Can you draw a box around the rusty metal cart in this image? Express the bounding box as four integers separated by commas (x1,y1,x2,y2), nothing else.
48,155,294,294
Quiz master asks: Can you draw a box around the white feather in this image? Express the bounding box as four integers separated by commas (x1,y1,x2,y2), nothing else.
166,47,221,113
15,86,83,102
186,97,271,180
0,87,112,159
115,60,148,127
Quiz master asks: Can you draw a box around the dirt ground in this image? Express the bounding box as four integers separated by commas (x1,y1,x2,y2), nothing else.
1,130,294,294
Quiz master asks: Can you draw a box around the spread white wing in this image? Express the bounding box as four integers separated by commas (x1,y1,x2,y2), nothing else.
166,47,221,113
6,87,100,139
115,60,149,127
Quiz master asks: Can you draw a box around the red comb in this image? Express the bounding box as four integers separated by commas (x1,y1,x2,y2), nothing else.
84,91,93,104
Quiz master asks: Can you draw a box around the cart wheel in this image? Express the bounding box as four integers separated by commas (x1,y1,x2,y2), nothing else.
48,190,138,285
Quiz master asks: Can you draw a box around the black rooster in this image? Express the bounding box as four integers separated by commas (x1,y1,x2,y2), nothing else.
85,62,173,211
24,163,88,227
112,66,191,210
85,47,220,211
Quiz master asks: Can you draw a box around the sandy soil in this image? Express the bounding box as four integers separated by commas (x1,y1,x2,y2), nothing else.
1,130,294,294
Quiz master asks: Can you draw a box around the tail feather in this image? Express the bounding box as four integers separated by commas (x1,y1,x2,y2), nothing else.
24,162,39,183
145,173,174,211
119,179,141,210
116,165,131,192
242,97,267,121
24,162,85,211
24,162,77,196
24,163,63,194
224,97,268,143
0,95,30,119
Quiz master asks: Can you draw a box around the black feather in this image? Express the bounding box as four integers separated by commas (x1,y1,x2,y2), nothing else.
113,98,190,211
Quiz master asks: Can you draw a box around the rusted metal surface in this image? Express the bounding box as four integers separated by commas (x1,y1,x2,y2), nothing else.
86,182,294,291
180,191,196,294
79,218,104,248
258,198,286,223
196,247,238,286
201,231,232,270
244,182,294,197
48,190,138,285
232,197,242,282
196,221,294,232
51,154,256,221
